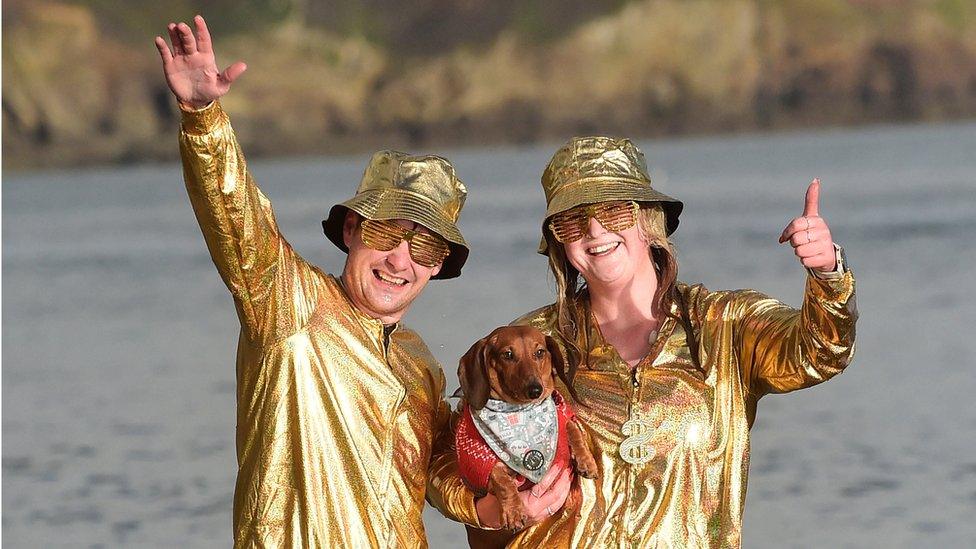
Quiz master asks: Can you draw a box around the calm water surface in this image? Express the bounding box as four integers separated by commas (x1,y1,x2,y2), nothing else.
4,122,976,547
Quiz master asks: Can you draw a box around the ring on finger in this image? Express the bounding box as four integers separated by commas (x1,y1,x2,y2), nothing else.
546,505,554,516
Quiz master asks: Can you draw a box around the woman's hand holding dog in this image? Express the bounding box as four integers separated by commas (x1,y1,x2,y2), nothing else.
475,464,573,529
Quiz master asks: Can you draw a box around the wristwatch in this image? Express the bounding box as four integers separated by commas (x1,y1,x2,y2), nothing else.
809,244,848,280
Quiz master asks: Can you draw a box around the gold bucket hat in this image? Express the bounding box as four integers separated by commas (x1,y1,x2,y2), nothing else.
323,150,469,279
538,136,683,254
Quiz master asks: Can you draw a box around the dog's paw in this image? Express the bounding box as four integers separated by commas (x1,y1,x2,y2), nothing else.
500,506,527,531
575,457,599,479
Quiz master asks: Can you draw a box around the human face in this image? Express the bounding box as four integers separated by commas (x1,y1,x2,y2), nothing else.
561,204,656,290
341,212,442,324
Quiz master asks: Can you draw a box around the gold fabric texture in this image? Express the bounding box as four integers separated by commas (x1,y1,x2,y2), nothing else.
179,101,477,547
357,150,467,223
428,274,857,547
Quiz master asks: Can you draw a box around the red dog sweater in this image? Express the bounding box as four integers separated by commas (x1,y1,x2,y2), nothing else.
456,391,575,495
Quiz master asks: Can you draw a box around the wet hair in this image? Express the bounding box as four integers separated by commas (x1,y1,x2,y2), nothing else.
544,203,681,385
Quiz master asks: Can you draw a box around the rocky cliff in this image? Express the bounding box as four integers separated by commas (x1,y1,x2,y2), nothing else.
4,0,976,169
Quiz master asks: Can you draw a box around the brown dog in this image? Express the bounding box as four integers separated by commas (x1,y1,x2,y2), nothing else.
456,326,598,541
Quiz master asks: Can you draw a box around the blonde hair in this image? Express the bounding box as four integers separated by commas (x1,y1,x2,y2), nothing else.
544,203,680,381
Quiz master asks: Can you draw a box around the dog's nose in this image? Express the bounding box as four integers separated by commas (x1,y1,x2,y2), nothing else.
526,383,543,399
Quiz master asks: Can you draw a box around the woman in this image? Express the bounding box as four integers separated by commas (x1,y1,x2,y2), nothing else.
429,136,857,547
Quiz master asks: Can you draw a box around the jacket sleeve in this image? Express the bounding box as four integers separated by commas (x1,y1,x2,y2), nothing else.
426,373,484,527
719,270,858,397
179,101,318,347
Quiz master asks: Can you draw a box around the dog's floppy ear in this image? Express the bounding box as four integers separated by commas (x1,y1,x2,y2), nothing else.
547,335,580,402
458,337,490,410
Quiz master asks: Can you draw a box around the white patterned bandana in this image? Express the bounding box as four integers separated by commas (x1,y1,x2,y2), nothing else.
470,397,558,484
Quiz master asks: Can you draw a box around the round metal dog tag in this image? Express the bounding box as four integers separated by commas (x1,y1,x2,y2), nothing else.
523,449,545,471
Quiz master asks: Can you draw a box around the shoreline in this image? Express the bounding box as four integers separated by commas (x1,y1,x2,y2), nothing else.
7,115,976,175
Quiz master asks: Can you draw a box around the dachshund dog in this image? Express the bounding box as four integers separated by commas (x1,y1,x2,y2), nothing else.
456,326,598,536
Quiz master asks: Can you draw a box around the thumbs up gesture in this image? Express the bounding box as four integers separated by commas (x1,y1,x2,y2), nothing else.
778,179,837,272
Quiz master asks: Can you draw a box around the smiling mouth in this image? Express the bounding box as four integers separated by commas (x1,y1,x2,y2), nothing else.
587,242,620,256
374,270,408,286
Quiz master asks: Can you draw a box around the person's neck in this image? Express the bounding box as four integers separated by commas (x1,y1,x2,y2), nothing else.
588,273,660,367
589,278,658,331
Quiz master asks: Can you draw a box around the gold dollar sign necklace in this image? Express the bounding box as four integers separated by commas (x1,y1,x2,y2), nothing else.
618,325,664,465
619,415,655,464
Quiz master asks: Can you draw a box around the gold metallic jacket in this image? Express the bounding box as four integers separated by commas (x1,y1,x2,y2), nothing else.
180,102,478,547
428,273,857,547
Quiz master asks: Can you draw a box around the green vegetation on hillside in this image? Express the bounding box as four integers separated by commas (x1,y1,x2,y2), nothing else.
4,0,975,169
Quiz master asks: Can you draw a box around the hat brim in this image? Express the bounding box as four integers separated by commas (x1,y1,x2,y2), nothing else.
323,188,469,279
537,177,683,254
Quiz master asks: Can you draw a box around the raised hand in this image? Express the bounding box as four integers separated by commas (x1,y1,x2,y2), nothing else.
778,178,837,272
153,15,246,109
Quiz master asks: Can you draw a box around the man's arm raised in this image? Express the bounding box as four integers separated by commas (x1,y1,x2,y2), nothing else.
157,16,317,346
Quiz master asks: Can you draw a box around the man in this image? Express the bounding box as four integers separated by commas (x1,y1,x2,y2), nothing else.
154,15,483,546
